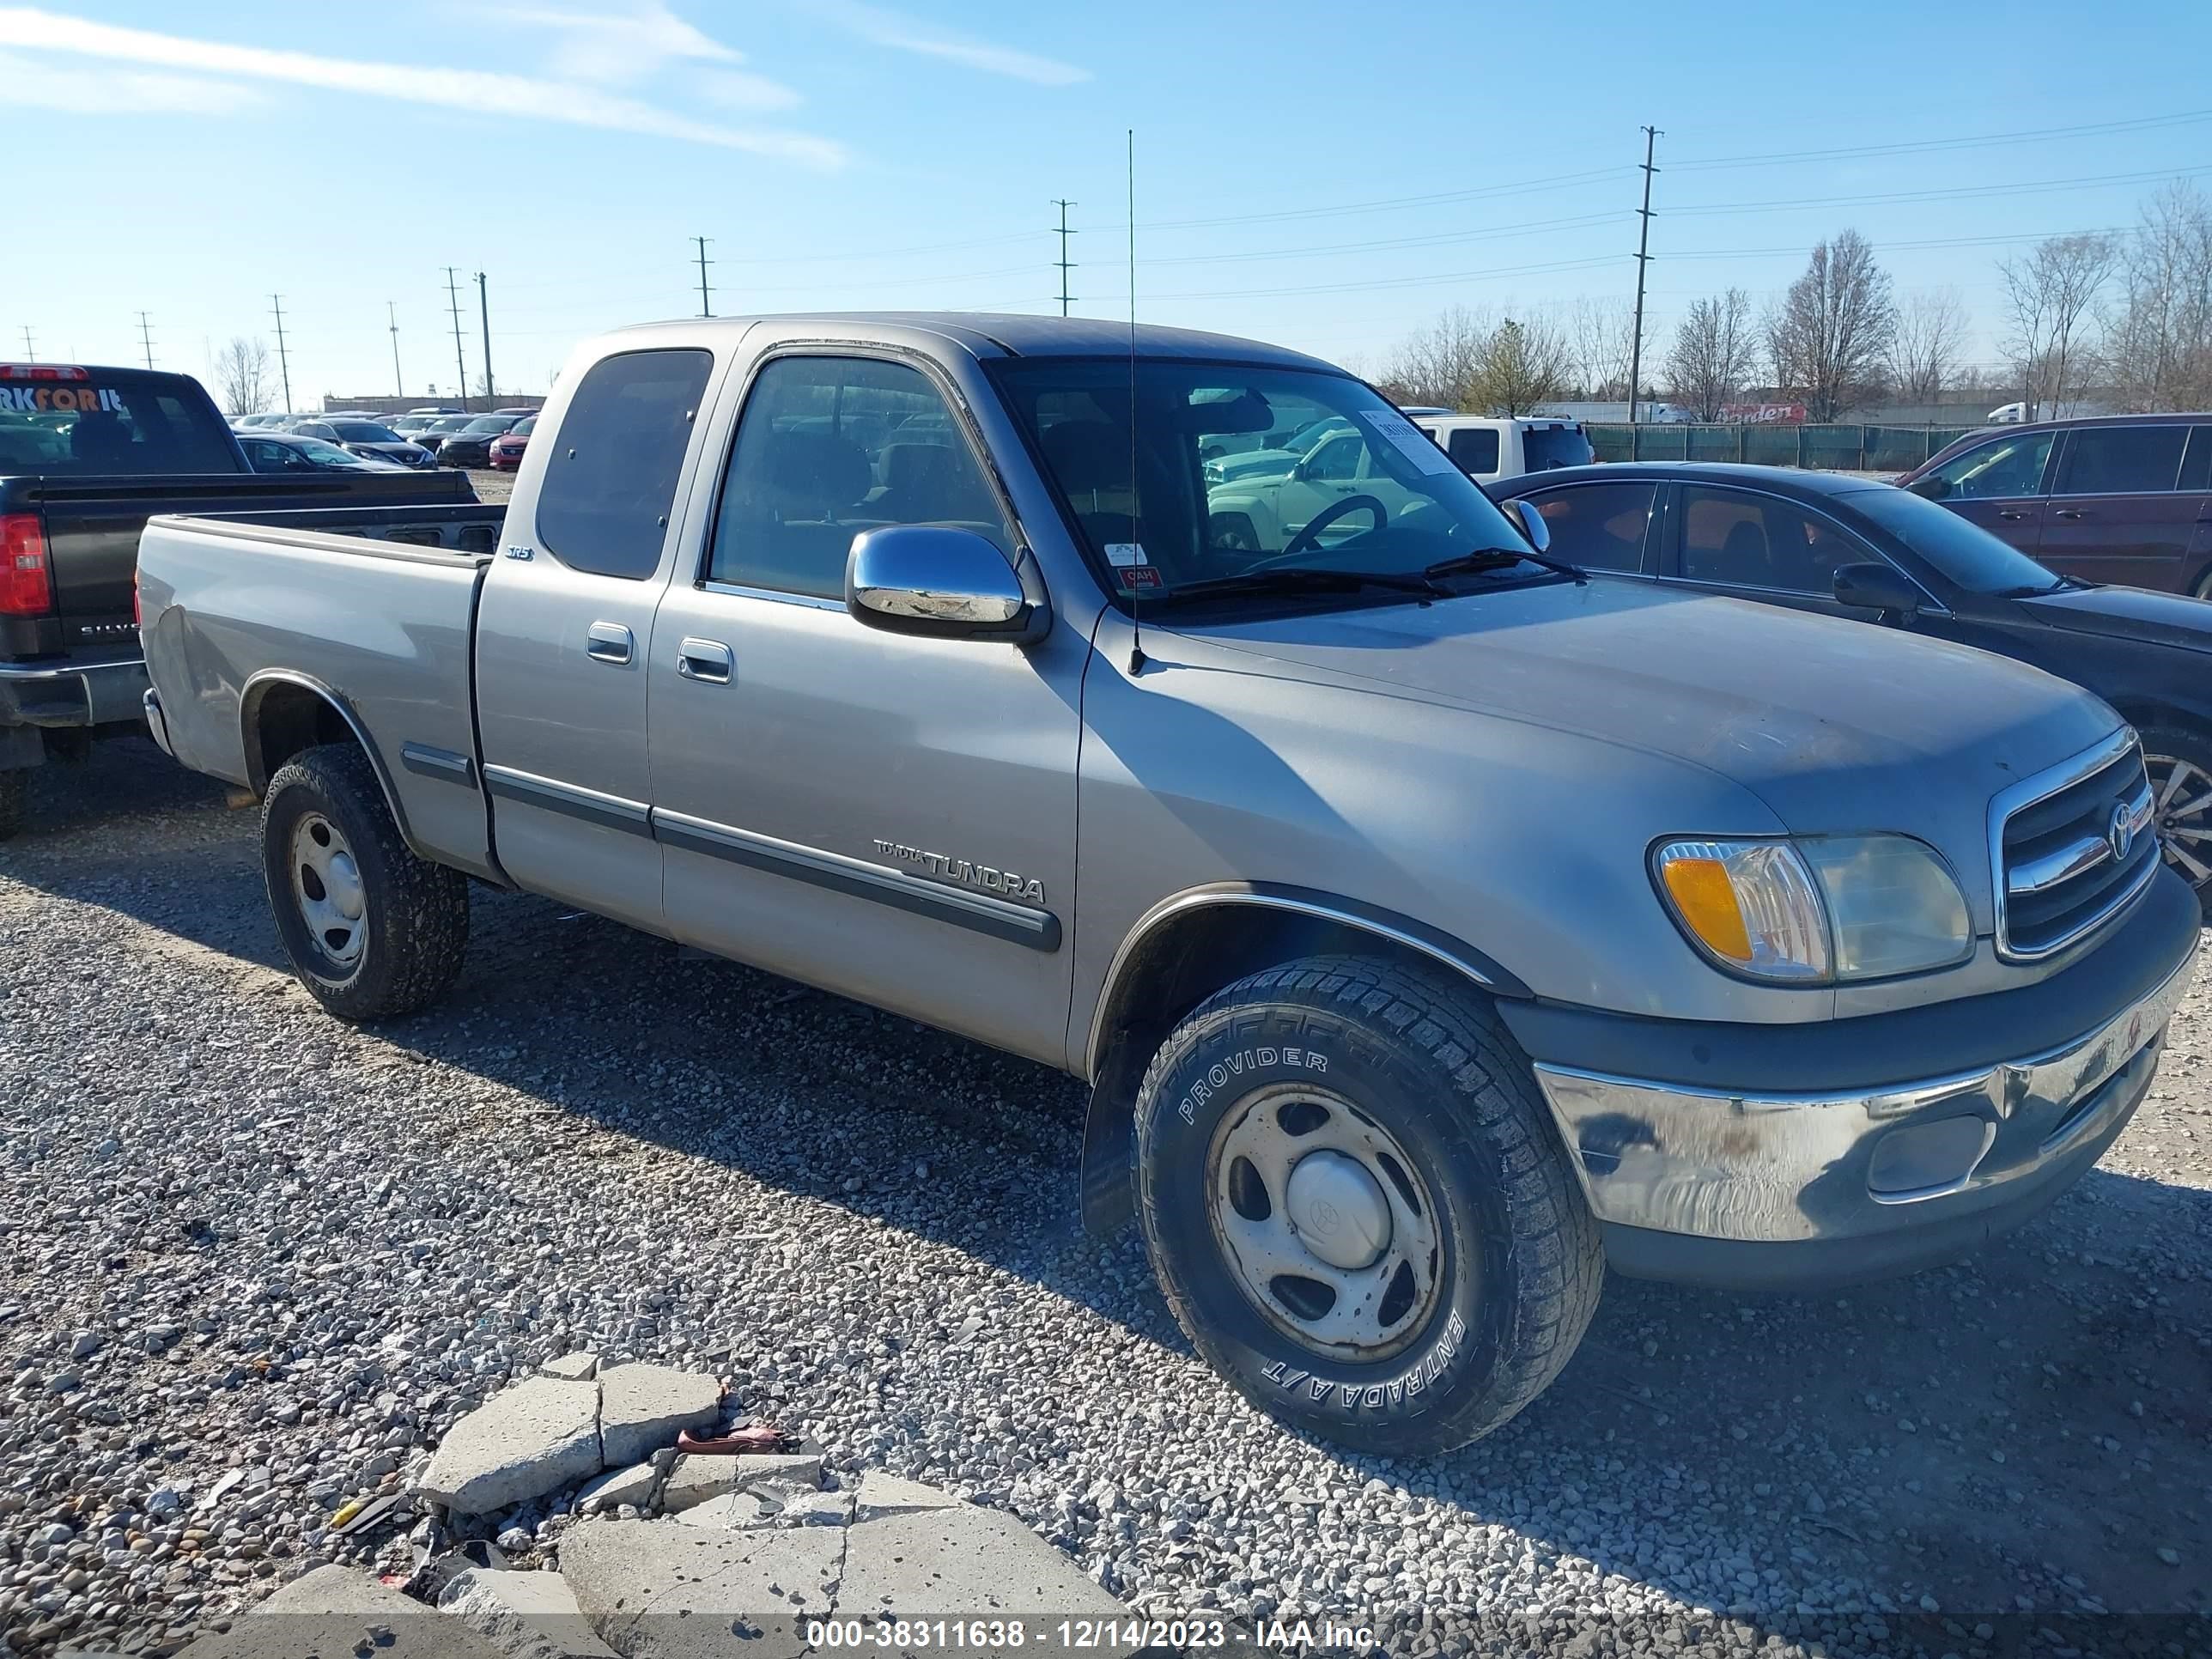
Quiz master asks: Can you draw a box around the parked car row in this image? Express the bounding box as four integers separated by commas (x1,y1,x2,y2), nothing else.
225,406,536,470
118,313,2196,1458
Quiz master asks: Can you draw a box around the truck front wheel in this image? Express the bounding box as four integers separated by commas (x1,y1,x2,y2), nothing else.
1134,954,1602,1454
261,744,469,1020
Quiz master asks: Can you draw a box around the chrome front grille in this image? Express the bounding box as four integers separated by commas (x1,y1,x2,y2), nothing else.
1991,731,2158,961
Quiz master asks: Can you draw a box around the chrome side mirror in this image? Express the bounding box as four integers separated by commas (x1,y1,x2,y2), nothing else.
1510,496,1552,552
846,526,1046,643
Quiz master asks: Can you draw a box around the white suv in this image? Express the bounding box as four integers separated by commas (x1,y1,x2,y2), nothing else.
1413,416,1595,486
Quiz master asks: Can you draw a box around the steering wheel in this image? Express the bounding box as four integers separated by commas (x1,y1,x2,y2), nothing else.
1270,494,1389,564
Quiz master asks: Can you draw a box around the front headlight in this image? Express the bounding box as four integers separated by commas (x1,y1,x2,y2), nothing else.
1653,835,1971,984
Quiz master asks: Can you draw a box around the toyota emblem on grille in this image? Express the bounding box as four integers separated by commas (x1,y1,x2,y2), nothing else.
2108,799,2136,862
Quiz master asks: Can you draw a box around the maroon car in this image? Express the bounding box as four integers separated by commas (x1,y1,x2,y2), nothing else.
485,413,535,471
1898,412,2212,596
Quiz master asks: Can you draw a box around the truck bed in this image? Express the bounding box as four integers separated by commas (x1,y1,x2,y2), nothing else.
137,505,505,881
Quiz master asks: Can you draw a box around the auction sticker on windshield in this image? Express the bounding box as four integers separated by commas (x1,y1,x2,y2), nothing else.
1359,409,1457,475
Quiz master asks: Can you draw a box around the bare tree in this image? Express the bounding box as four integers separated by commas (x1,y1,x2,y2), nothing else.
2100,181,2212,410
1470,315,1573,416
2000,233,2118,419
1887,288,1970,405
1380,305,1494,410
214,337,275,416
1569,296,1637,399
1766,231,1896,419
1664,289,1755,421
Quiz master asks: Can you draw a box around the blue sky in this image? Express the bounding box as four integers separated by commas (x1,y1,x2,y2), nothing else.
4,1,2208,401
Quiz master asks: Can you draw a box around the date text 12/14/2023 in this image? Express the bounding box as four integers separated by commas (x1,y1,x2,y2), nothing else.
802,1618,1377,1651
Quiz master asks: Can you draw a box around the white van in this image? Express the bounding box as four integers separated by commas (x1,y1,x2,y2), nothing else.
1412,415,1595,486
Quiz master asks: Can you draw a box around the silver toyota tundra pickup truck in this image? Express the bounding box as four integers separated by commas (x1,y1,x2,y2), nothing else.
137,314,2200,1454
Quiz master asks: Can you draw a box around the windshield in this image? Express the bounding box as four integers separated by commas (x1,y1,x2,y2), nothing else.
989,360,1534,601
295,438,368,466
510,416,537,435
1523,425,1595,471
332,421,399,441
463,416,510,433
1841,484,2064,594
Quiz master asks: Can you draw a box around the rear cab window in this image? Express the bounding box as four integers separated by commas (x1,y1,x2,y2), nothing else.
0,371,239,476
534,348,714,580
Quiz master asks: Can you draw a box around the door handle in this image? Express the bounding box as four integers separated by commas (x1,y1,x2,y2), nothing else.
2052,507,2090,520
677,637,733,684
1997,509,2033,521
586,622,634,665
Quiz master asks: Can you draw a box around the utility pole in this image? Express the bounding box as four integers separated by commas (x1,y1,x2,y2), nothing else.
1051,199,1077,317
1625,125,1661,425
270,295,294,413
18,327,32,362
387,301,404,398
443,268,470,410
474,272,493,406
693,236,714,318
136,312,155,370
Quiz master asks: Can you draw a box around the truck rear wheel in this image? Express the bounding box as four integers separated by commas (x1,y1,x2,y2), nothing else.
0,769,25,842
261,744,469,1020
1133,954,1602,1454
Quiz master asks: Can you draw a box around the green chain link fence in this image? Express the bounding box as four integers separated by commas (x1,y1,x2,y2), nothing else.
1585,424,1972,472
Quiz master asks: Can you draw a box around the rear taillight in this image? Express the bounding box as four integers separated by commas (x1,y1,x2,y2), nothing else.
0,512,53,617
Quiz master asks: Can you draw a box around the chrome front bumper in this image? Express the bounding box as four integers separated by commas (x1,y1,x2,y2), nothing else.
1532,935,2196,1256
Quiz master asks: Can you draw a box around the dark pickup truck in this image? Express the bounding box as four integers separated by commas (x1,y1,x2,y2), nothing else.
0,362,473,837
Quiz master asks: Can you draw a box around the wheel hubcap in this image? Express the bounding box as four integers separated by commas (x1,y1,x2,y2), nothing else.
2145,753,2212,887
1206,1085,1446,1363
290,812,368,969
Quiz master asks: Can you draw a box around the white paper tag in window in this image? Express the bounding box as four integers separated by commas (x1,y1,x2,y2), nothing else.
1358,409,1457,475
1105,543,1149,568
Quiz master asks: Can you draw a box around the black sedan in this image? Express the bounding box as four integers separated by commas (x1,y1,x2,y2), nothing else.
239,432,413,475
1492,462,2212,902
429,414,525,468
284,417,437,469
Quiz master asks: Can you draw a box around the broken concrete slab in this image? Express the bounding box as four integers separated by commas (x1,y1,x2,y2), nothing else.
417,1376,603,1516
575,1461,661,1516
841,1505,1123,1618
540,1352,601,1382
559,1519,843,1659
659,1452,819,1515
174,1565,510,1657
854,1472,962,1520
671,1489,776,1531
439,1566,620,1658
596,1364,721,1469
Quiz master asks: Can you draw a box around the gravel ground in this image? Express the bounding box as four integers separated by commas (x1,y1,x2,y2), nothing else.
3,742,2209,1659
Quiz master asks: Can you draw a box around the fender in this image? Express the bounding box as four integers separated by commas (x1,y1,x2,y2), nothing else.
239,668,420,854
1083,880,1532,1083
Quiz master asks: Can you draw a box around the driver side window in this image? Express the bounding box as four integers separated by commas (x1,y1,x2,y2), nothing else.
1930,432,2053,500
1306,434,1361,482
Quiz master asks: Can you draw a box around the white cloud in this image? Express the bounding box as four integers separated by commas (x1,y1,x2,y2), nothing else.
0,47,267,114
0,5,843,167
690,68,805,113
810,0,1086,86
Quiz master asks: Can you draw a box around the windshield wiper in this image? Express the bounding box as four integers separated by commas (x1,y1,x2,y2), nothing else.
1152,567,1448,605
1424,547,1588,586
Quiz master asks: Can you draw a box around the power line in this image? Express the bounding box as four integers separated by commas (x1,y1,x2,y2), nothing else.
387,301,404,398
136,311,155,370
443,268,470,410
1674,106,2212,172
1052,198,1077,317
1136,165,1628,232
475,272,494,406
269,296,293,412
1626,126,1661,425
693,235,714,318
1673,163,2212,217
